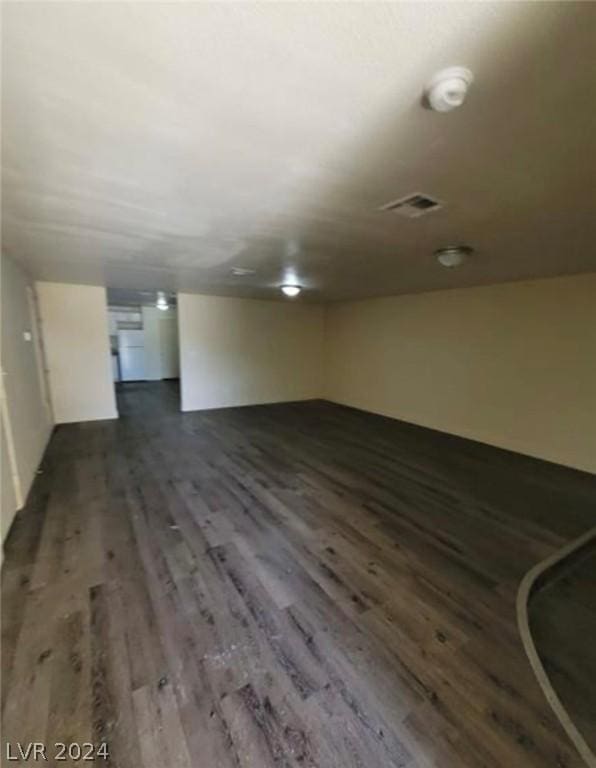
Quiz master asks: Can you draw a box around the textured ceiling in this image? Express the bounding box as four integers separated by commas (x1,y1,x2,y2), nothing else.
3,2,596,301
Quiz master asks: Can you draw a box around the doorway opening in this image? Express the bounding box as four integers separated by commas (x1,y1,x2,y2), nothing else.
106,288,181,414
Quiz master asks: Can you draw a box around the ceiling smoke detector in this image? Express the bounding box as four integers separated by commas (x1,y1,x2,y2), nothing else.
435,245,473,268
425,66,473,112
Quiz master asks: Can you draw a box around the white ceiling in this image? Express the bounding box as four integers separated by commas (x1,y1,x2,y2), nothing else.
3,2,596,302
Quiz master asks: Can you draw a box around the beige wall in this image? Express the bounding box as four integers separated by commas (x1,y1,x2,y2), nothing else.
37,282,118,423
1,256,53,541
324,273,596,474
179,293,324,411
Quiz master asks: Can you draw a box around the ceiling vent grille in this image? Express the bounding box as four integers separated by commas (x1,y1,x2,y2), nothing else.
380,193,443,218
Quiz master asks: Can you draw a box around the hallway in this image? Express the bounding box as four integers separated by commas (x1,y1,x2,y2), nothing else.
116,379,181,419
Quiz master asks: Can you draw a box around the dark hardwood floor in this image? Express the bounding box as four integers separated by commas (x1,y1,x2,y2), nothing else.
2,381,595,767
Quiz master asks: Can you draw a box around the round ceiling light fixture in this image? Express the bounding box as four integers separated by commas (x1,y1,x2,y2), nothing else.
281,284,301,298
156,290,169,311
435,245,473,268
425,66,473,112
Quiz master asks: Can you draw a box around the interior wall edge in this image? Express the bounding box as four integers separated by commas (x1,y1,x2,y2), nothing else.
323,396,595,477
323,272,596,475
179,292,325,412
36,281,119,424
1,255,55,545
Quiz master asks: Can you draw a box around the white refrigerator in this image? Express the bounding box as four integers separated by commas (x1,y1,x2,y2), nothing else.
118,329,146,381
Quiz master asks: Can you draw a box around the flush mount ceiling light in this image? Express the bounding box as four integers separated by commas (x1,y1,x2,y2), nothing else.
424,66,474,112
281,284,301,298
231,266,256,276
435,245,473,268
156,290,169,311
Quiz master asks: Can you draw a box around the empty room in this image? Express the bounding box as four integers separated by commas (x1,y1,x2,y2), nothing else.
1,3,595,767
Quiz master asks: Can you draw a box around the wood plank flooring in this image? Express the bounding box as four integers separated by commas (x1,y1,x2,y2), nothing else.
2,381,595,767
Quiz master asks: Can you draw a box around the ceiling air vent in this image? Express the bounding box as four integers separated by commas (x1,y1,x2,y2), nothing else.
380,193,443,218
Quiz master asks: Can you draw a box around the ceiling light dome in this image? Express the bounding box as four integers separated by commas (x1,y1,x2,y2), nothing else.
156,290,169,310
281,284,301,298
435,245,473,268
